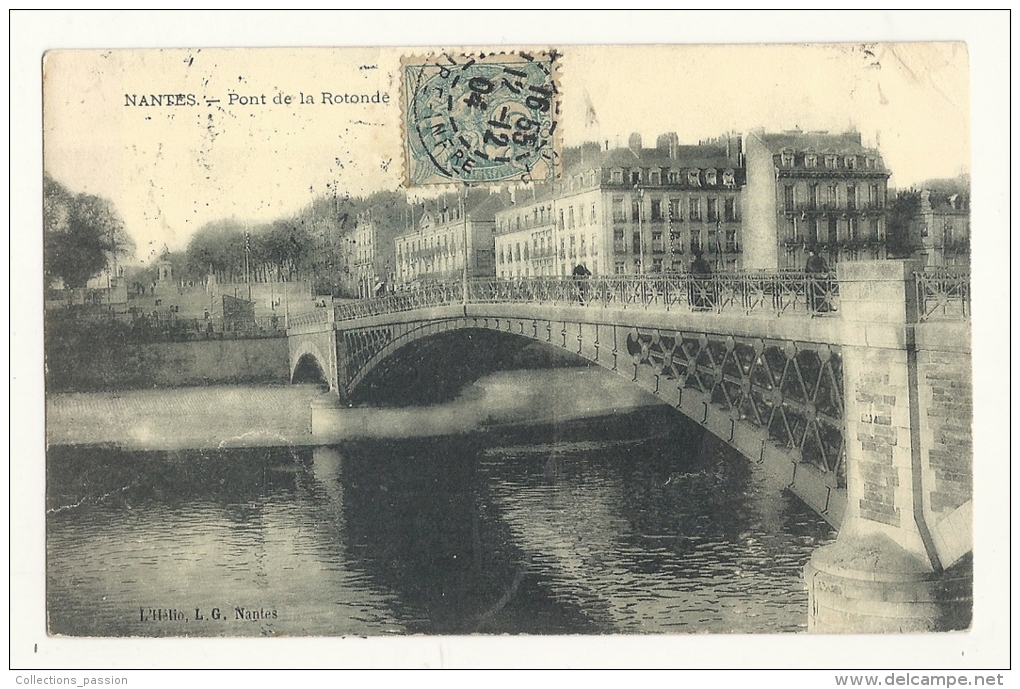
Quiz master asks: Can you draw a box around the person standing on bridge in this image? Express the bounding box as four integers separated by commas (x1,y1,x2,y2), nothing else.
805,248,831,313
572,263,591,305
689,250,714,310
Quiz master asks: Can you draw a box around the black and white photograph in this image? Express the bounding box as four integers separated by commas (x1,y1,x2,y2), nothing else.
11,10,1009,673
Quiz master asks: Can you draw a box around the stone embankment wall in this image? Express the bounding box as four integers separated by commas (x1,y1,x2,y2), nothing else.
48,338,290,392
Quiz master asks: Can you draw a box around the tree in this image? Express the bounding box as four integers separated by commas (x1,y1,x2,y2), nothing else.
44,175,135,289
885,189,922,259
184,219,246,282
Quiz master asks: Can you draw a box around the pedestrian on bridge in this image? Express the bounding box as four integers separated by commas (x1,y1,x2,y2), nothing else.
805,249,831,313
572,263,591,305
689,251,714,310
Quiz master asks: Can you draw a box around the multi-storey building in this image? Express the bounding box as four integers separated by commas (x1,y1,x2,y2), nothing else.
743,130,891,271
911,187,970,268
351,210,378,297
494,133,746,278
394,191,505,286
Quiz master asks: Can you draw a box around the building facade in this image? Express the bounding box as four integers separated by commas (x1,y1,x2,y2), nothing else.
494,133,746,278
350,211,377,297
743,130,891,271
911,188,970,268
394,191,505,286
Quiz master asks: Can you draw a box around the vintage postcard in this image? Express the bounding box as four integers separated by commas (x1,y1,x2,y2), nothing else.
16,14,1009,670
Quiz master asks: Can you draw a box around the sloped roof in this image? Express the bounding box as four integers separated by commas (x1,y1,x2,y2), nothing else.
756,131,873,156
562,144,736,176
465,193,507,220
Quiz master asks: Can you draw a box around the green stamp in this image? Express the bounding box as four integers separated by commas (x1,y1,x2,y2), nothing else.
402,50,561,187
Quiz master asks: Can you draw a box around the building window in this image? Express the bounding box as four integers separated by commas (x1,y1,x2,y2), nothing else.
707,198,719,222
568,206,575,229
669,198,682,222
668,170,680,184
632,232,641,255
805,154,817,168
651,230,662,242
591,203,597,224
689,198,702,221
580,235,587,256
846,156,857,169
705,169,717,186
690,230,702,253
722,170,736,188
688,170,701,187
827,184,838,209
631,198,641,222
560,238,566,259
784,217,798,242
650,198,663,221
825,155,836,169
591,233,598,256
784,185,795,212
612,170,623,185
846,185,857,211
725,229,738,252
578,204,586,226
615,261,626,274
724,197,738,222
514,243,521,261
649,171,661,185
808,184,819,210
613,228,625,241
652,258,663,273
523,244,529,261
558,209,565,229
631,171,641,185
569,235,576,258
781,150,794,167
612,197,625,223
869,184,880,208
848,216,859,240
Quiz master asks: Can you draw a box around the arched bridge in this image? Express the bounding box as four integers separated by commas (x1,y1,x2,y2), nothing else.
288,261,973,632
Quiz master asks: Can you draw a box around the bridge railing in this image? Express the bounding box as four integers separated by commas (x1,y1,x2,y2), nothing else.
470,273,840,316
915,269,970,322
323,274,843,324
287,309,333,329
334,280,462,320
311,269,968,327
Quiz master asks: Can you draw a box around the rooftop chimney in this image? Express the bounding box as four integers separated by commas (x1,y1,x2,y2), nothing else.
628,132,642,154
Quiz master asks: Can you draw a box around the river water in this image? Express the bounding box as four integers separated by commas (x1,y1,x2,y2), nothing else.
47,373,835,637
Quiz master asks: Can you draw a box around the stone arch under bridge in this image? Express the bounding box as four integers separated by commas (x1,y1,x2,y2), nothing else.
287,330,338,392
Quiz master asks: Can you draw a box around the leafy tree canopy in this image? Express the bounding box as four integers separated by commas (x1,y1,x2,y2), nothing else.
44,174,135,289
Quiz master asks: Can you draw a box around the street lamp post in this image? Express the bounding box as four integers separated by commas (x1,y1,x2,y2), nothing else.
461,191,468,305
636,185,645,275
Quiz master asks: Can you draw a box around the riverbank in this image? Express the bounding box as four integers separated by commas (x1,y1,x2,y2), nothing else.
46,384,323,450
47,370,668,451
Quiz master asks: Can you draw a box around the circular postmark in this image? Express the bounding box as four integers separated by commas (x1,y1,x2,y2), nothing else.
403,50,560,186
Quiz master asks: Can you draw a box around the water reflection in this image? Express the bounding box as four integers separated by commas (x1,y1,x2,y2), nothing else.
47,407,834,637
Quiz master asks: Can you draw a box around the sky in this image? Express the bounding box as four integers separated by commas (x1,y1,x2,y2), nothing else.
42,40,970,261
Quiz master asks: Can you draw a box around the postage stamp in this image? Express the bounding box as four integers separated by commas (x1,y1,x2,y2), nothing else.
401,50,560,186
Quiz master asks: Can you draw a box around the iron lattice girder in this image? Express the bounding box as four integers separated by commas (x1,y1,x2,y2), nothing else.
336,311,847,487
625,327,845,483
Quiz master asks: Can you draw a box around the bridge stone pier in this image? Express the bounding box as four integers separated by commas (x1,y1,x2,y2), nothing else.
804,261,972,633
287,261,972,633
